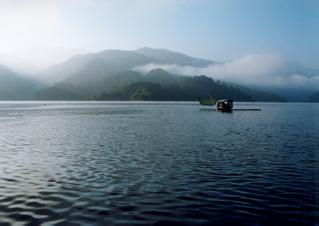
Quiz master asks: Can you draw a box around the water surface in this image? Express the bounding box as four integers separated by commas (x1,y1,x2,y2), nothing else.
0,101,318,225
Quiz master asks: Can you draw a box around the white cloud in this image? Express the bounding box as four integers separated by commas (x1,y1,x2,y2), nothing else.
133,54,319,89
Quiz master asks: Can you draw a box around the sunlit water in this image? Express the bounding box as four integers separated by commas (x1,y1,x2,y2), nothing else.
0,101,318,226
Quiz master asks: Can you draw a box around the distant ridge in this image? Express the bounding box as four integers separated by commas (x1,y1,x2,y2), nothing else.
309,92,319,102
38,47,217,84
36,68,285,102
0,64,43,100
1,47,315,101
135,47,214,66
37,49,151,84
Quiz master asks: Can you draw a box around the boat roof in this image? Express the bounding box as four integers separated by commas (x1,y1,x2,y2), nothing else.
218,99,233,102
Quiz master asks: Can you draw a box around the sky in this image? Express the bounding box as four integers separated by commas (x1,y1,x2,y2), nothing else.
0,0,318,69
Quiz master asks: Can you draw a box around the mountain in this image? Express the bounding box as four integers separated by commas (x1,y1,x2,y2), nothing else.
0,65,43,100
35,83,81,100
38,47,218,85
130,52,319,101
95,71,252,101
308,92,319,102
2,47,312,101
36,68,285,102
231,85,286,102
135,47,214,66
260,88,315,102
36,70,144,100
38,49,155,84
64,59,118,85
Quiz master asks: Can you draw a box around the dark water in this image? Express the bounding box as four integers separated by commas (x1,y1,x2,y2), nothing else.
0,101,318,226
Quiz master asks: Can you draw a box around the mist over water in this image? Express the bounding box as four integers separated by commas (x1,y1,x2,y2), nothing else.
0,101,317,225
133,55,319,90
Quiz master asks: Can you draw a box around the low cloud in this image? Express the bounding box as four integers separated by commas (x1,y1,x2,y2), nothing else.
133,54,319,90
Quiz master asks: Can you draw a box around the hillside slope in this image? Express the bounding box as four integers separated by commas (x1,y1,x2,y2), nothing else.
37,69,285,102
0,65,43,100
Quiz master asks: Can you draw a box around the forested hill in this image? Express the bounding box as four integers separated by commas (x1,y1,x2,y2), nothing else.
36,68,285,102
308,92,319,102
0,64,43,100
95,75,252,101
0,47,316,101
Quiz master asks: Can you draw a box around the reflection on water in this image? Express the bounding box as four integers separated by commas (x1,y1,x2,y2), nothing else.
0,101,318,225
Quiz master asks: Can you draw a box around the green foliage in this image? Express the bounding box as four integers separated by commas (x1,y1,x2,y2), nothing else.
37,68,286,102
130,88,152,100
95,71,252,101
199,98,217,106
35,83,80,100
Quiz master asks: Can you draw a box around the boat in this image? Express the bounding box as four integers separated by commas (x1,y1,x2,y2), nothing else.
216,99,233,112
199,98,233,112
199,98,260,112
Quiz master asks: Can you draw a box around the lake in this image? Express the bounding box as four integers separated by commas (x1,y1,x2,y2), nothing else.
0,101,318,225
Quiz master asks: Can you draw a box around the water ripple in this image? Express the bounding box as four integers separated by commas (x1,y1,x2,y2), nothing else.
0,102,318,225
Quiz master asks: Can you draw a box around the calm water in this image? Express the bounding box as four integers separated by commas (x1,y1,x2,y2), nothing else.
0,101,318,226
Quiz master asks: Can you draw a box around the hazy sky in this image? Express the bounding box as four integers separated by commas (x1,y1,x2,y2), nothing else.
0,0,318,68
